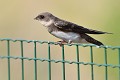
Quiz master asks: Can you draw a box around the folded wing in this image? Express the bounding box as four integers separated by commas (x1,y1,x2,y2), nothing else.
54,20,110,34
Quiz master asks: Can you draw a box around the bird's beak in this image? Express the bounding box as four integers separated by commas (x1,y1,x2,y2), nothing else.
34,17,37,20
34,16,39,20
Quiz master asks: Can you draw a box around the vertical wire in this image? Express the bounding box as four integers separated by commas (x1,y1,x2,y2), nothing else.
7,40,10,80
76,45,80,80
34,42,37,80
104,48,108,80
48,43,51,80
62,45,65,80
118,48,120,80
90,46,94,80
20,41,24,80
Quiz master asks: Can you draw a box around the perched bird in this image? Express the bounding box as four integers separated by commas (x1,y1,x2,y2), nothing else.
34,12,111,46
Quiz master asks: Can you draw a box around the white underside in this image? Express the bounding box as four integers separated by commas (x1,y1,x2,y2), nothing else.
50,31,89,43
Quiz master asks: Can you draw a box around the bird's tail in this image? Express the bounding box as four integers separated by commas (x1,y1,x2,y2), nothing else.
81,34,104,46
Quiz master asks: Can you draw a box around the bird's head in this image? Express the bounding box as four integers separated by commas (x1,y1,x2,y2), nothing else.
34,12,55,27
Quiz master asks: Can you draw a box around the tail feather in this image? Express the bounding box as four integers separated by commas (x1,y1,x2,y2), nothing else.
81,34,104,46
86,29,112,34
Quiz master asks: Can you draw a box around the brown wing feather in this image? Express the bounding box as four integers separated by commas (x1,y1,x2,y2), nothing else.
54,19,110,34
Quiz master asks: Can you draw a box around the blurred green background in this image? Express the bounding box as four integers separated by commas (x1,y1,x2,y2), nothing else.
0,0,120,80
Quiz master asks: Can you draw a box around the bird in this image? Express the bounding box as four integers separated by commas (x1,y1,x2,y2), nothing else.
34,12,111,46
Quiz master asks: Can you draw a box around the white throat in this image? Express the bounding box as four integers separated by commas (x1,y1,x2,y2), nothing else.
40,20,53,27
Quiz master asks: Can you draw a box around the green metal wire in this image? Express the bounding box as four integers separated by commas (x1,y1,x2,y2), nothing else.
0,38,120,49
0,56,119,68
20,41,24,80
34,42,37,80
48,43,51,80
61,45,65,80
104,48,108,80
118,48,120,80
7,40,10,80
76,45,80,80
0,38,120,80
90,46,94,80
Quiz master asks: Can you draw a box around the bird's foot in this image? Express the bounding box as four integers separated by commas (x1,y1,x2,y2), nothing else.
66,40,72,46
57,40,67,47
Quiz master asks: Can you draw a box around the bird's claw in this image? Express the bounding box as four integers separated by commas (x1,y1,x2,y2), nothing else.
57,41,66,47
57,40,73,47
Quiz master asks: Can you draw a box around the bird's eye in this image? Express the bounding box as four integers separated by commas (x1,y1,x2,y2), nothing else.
39,15,45,19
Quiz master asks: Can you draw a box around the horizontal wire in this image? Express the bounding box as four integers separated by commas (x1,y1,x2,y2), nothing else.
0,38,120,49
0,56,119,68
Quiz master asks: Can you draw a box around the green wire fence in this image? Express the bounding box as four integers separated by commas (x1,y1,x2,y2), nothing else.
0,38,120,80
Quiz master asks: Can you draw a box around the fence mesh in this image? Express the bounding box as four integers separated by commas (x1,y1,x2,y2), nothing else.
0,38,120,80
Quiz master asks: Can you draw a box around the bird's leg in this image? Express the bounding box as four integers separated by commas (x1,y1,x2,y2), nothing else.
57,40,67,46
68,40,72,44
67,40,72,46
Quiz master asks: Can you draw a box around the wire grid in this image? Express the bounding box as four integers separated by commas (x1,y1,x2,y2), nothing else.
0,38,120,80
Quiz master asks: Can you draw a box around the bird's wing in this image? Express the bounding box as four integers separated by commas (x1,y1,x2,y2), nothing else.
80,34,103,46
54,20,109,34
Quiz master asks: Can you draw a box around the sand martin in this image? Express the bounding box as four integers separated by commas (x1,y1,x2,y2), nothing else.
34,12,111,46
